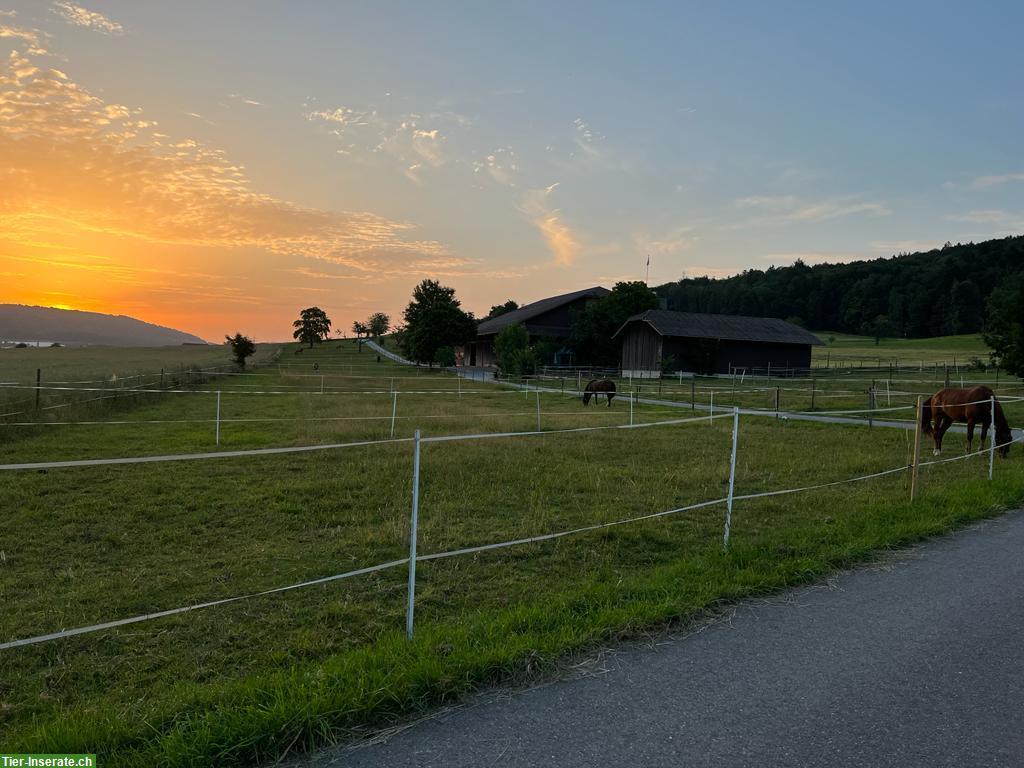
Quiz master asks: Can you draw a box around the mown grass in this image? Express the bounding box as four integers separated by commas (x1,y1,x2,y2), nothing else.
1,340,1022,765
811,331,990,365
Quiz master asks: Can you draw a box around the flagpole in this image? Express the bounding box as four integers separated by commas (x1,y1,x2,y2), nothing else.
645,254,650,285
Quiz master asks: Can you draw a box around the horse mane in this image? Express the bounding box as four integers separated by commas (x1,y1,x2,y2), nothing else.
994,398,1012,438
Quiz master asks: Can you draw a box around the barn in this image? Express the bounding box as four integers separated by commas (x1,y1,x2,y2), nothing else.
615,309,823,377
462,286,610,368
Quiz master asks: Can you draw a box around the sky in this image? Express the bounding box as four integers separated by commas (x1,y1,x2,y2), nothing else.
1,1,1023,342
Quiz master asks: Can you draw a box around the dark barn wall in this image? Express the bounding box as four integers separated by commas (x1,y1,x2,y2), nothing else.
620,323,662,375
621,331,813,375
716,341,811,373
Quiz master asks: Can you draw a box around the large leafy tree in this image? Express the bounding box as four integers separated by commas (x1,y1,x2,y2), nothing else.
224,333,256,369
292,307,332,348
983,274,1024,375
401,280,476,365
487,300,519,319
366,312,391,338
570,281,659,365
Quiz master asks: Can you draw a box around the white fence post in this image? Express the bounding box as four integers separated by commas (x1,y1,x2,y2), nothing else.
989,395,996,481
709,391,714,425
390,391,398,438
215,390,221,445
458,375,462,399
406,429,421,640
536,390,541,431
723,407,740,550
629,389,634,426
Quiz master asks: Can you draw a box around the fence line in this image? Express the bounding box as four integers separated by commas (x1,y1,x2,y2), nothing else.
0,410,637,428
0,412,735,471
7,418,1019,651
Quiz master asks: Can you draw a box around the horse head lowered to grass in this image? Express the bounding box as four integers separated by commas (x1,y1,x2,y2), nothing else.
922,386,1013,457
582,379,616,407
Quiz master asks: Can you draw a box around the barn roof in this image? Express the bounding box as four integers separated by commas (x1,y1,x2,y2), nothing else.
476,286,610,336
614,309,824,346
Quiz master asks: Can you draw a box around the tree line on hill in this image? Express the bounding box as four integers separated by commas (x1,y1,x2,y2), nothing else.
653,236,1024,340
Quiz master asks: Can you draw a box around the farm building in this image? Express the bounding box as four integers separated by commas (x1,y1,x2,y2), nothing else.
615,309,823,377
461,286,610,367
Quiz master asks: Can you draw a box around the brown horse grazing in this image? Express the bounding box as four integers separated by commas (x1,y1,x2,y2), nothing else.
583,379,616,407
922,386,1013,457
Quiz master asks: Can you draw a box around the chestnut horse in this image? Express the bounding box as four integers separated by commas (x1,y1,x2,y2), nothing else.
582,379,616,407
922,386,1012,457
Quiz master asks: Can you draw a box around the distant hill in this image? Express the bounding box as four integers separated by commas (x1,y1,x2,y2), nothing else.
0,305,208,346
654,235,1023,338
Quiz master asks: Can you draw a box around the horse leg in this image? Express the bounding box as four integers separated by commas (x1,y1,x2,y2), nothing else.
933,415,951,456
607,392,614,407
980,420,990,452
965,419,975,454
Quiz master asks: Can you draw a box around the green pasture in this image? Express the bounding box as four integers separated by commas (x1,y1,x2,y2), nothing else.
811,331,991,365
2,337,1023,765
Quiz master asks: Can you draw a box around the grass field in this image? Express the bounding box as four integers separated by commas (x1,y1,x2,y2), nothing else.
0,343,282,418
811,331,991,366
2,339,1023,765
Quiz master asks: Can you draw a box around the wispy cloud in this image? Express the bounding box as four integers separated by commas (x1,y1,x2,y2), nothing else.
634,224,699,257
305,100,472,184
731,195,890,227
970,173,1024,189
472,146,518,186
0,48,462,277
227,93,261,107
519,183,580,266
947,209,1024,231
52,1,123,34
0,22,48,54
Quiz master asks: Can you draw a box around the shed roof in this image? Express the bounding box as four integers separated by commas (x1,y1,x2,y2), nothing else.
476,286,610,336
614,309,824,346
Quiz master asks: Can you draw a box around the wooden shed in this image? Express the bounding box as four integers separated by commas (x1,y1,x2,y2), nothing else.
615,310,823,377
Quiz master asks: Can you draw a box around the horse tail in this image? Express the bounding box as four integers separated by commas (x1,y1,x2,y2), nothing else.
920,396,933,435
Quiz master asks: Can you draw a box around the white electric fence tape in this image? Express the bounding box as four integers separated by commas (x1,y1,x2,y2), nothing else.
0,412,734,471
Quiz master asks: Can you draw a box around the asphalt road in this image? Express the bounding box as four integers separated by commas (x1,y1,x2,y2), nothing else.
297,510,1024,768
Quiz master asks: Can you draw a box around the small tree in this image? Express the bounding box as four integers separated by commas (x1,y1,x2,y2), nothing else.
225,333,257,369
293,307,332,348
367,312,390,338
351,320,367,339
861,314,895,345
494,323,534,376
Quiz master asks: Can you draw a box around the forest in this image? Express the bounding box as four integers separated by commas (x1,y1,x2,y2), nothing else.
653,235,1023,338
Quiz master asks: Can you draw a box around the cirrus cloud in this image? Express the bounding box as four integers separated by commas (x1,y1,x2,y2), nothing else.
52,1,123,34
0,47,462,276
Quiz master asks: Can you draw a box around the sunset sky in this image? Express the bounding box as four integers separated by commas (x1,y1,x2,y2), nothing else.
2,1,1023,342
